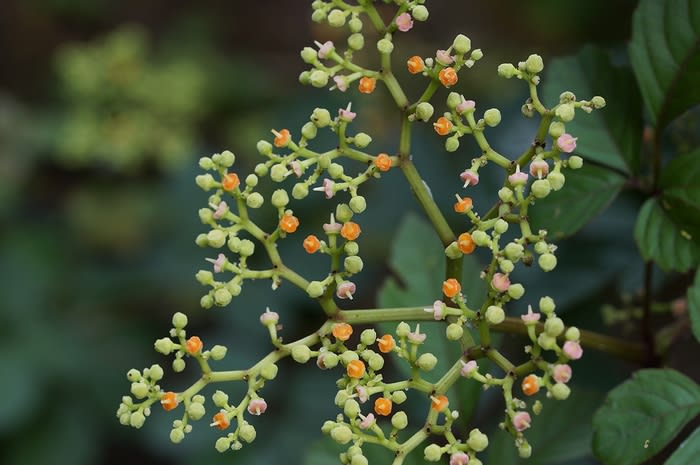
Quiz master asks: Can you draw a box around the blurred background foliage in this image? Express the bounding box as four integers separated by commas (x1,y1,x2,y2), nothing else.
5,0,689,464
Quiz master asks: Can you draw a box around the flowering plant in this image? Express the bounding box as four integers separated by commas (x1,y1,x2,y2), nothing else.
117,1,700,464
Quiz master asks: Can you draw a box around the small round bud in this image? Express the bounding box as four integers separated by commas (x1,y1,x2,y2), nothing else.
424,443,443,462
504,242,524,261
254,163,268,177
549,121,565,138
446,323,464,340
525,54,544,74
170,427,185,443
560,91,576,103
214,288,232,306
472,230,490,246
348,17,363,32
187,402,206,420
445,242,462,259
391,411,408,430
531,179,552,198
335,203,353,222
347,33,364,50
172,312,188,329
396,322,411,337
344,399,361,418
494,219,509,234
300,47,318,63
483,108,501,127
127,369,141,382
360,329,377,346
519,442,533,459
498,62,519,78
130,411,146,429
453,34,471,54
309,70,329,88
292,183,309,200
339,351,359,365
534,241,549,255
368,354,384,371
537,333,557,350
328,163,344,179
307,281,325,298
209,345,228,360
311,9,326,23
391,390,407,404
485,305,505,325
301,121,318,140
195,174,216,191
344,241,359,256
498,187,514,203
172,358,186,372
131,382,149,399
467,428,489,452
215,436,231,452
446,92,462,109
271,189,290,208
568,155,584,169
212,390,229,408
238,239,255,257
445,136,460,152
327,9,346,27
311,108,332,127
291,345,311,363
501,259,516,274
544,317,565,337
349,196,367,213
551,382,571,400
353,132,372,148
246,192,264,208
415,102,435,122
591,96,606,108
330,425,353,444
219,150,235,167
377,38,394,54
199,157,214,170
416,353,438,371
508,283,525,299
539,296,556,314
239,423,257,443
565,326,580,341
319,352,338,369
149,364,164,381
547,172,565,191
334,390,350,407
538,253,557,272
411,5,429,21
555,103,575,122
154,337,175,355
259,362,278,380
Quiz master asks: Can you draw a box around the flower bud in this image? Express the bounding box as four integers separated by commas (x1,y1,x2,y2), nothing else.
195,174,216,191
348,33,364,50
172,358,186,372
471,230,490,247
483,108,501,127
377,38,394,54
344,241,359,256
396,321,411,337
331,425,353,444
424,444,443,462
215,437,231,453
591,96,606,108
344,399,361,418
537,333,557,350
485,305,505,325
453,34,471,54
360,329,377,346
568,155,583,169
301,47,317,63
154,337,175,355
327,9,346,27
498,63,518,78
187,402,206,420
416,353,438,371
391,390,407,404
353,132,371,148
214,288,232,306
519,442,532,458
172,312,188,329
446,323,463,340
445,136,460,152
239,423,256,443
539,296,556,314
212,390,229,408
307,281,325,298
348,17,363,32
271,189,290,208
412,5,429,21
311,108,331,127
391,411,408,429
531,179,551,198
334,390,350,407
549,121,565,138
467,428,489,452
131,382,149,399
538,253,557,272
368,354,385,371
551,382,571,400
244,192,263,208
415,102,435,121
209,345,228,361
494,219,509,234
501,258,516,272
544,317,565,337
504,242,524,261
130,411,146,429
525,54,544,74
238,239,255,257
309,70,329,88
547,172,565,191
349,196,367,213
340,350,359,365
555,103,575,122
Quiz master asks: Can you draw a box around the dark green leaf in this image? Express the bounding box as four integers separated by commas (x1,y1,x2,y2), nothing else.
629,0,700,131
664,425,700,465
659,148,700,242
544,45,643,174
592,369,700,465
634,198,700,271
530,164,625,239
687,268,700,343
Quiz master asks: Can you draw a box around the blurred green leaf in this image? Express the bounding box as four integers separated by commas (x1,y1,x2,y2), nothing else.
544,45,643,174
664,425,700,465
530,164,625,239
629,0,700,131
592,369,700,465
634,198,700,271
489,389,604,465
687,268,700,343
659,148,700,242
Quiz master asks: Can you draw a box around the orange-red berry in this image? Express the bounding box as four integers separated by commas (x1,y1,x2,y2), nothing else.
303,235,321,253
521,374,540,396
161,391,178,411
273,129,291,147
222,173,240,191
457,232,476,254
332,322,353,341
374,153,392,172
433,116,452,136
186,336,203,354
377,334,396,353
407,55,425,74
340,222,361,241
374,397,392,416
358,76,376,94
438,67,458,87
347,359,366,378
211,411,230,430
431,394,449,411
279,213,300,233
442,278,461,298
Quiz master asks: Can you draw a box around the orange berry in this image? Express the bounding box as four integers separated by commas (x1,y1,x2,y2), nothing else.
161,391,178,411
279,213,300,233
457,232,476,254
273,128,291,147
407,55,425,74
303,235,321,253
438,67,458,87
521,374,540,396
442,278,461,298
431,394,449,411
222,173,240,191
347,359,366,378
340,222,361,241
374,397,392,416
358,76,376,94
332,322,353,341
186,336,203,354
453,196,473,213
374,153,392,172
433,116,452,136
377,334,396,353
211,411,230,430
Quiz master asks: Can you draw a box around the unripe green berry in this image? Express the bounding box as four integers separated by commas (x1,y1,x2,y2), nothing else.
547,172,565,191
551,382,571,400
472,230,491,247
215,437,231,452
424,443,443,462
292,183,309,200
368,354,384,371
344,398,360,418
344,241,359,256
539,296,556,314
531,179,552,198
353,132,371,148
348,33,364,50
271,189,289,208
339,351,359,365
239,423,256,443
416,353,438,371
311,108,331,127
214,288,232,306
336,203,353,222
246,192,264,208
331,425,353,444
485,305,505,325
498,63,518,78
291,345,311,363
525,54,544,74
172,312,188,329
254,163,268,177
555,103,575,122
396,322,411,337
327,9,346,27
349,196,366,213
445,136,460,152
483,108,501,127
301,121,318,140
270,163,287,182
172,358,186,372
544,317,565,337
307,281,325,298
187,402,206,420
453,34,472,54
154,338,175,355
360,329,377,346
494,219,509,234
549,121,565,138
568,155,583,169
508,283,525,299
538,253,557,272
416,102,435,122
377,38,394,54
565,326,580,341
131,382,149,399
537,333,557,350
300,47,318,63
391,411,408,430
392,390,407,404
468,428,489,452
412,5,429,21
446,323,464,340
130,411,146,428
310,70,329,88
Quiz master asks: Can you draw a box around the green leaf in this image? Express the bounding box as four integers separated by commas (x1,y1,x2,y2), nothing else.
659,148,700,242
529,164,625,239
665,425,700,465
377,213,486,420
592,369,700,465
544,45,643,174
629,0,700,131
687,268,700,343
634,197,700,271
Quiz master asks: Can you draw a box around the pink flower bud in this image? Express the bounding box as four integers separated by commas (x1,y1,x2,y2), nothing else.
395,12,414,32
450,452,470,465
436,49,455,65
461,360,478,377
316,40,334,59
424,300,445,320
563,341,583,360
552,364,572,383
456,99,475,113
247,398,267,415
259,307,279,326
460,170,480,187
213,201,229,219
491,273,511,293
508,165,529,186
336,281,356,300
358,413,375,429
556,133,578,153
513,411,531,432
333,75,348,92
529,159,549,179
521,305,541,323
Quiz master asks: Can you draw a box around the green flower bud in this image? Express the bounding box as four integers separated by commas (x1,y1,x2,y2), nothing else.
334,390,350,408
349,196,367,213
331,425,353,444
483,108,502,127
239,239,255,256
187,402,206,420
310,70,329,88
131,382,149,399
360,329,377,346
499,188,514,203
424,443,443,462
258,362,278,380
377,38,394,54
228,236,241,253
494,219,509,234
538,253,557,272
518,442,532,458
351,455,368,465
126,369,141,382
219,150,235,167
336,203,353,222
226,282,242,297
321,420,336,434
468,428,489,452
149,364,164,381
472,230,491,246
130,411,146,429
591,95,606,108
206,229,226,248
485,305,505,325
348,17,363,32
215,437,231,452
271,189,290,208
391,390,407,404
353,132,371,148
565,326,580,341
212,390,229,408
299,71,310,84
504,242,524,261
199,157,214,170
445,136,460,152
391,411,408,430
500,259,514,275
320,352,339,369
154,338,175,355
396,321,411,337
328,163,344,179
199,208,213,224
195,174,216,191
169,427,185,443
525,54,544,74
498,63,518,78
348,33,365,51
539,296,556,314
559,91,576,103
339,351,359,365
446,323,463,340
568,155,583,169
196,270,213,285
214,288,232,306
544,317,564,337
209,345,227,361
368,354,384,371
551,382,571,400
555,103,575,122
292,183,309,200
327,9,346,27
300,47,318,63
446,92,462,109
453,34,472,55
534,241,549,255
270,163,287,182
531,179,551,198
318,154,331,169
311,8,326,23
471,48,484,60
291,345,311,363
200,293,213,308
508,283,525,299
412,5,429,21
245,192,263,209
172,358,186,372
548,121,565,138
547,171,565,191
307,281,325,298
343,256,364,274
172,312,188,329
537,333,557,350
298,122,317,141
344,399,360,418
239,423,257,443
254,164,268,177
415,102,435,122
344,241,359,256
416,353,438,371
311,108,332,127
